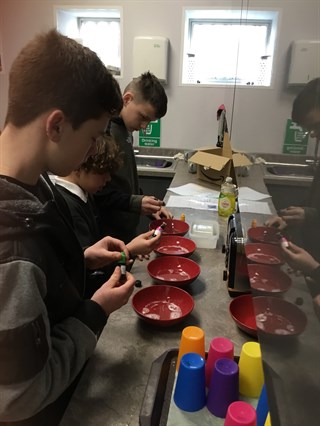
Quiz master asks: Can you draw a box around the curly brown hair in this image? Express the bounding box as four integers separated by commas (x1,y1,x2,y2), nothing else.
80,135,123,174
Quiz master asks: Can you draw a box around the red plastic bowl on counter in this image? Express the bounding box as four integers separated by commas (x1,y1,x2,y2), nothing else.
154,235,196,257
149,219,190,236
245,243,285,266
229,294,257,337
132,285,194,326
254,296,307,337
147,256,200,287
247,226,281,244
247,264,292,294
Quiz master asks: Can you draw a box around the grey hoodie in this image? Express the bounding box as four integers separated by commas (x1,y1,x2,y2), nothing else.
0,175,107,424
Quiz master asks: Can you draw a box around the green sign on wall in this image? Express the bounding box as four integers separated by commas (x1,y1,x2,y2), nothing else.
282,119,308,155
139,119,161,147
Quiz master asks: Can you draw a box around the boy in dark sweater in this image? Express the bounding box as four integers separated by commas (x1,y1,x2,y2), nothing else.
53,135,162,296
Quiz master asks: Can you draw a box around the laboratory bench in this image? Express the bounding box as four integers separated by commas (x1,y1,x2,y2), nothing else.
61,159,320,426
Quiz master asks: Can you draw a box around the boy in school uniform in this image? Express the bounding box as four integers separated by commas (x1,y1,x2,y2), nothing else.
0,29,136,425
53,135,162,296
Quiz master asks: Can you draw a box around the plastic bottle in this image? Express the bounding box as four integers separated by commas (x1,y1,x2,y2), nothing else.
118,251,127,283
152,222,166,237
218,176,236,217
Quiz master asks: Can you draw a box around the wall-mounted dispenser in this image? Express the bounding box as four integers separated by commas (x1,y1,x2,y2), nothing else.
133,36,169,83
288,40,320,85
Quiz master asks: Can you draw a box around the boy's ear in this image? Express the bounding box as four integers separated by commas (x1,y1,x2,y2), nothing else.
123,92,134,106
46,110,65,142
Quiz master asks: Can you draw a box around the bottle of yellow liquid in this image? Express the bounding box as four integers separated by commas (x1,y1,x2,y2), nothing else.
218,176,236,217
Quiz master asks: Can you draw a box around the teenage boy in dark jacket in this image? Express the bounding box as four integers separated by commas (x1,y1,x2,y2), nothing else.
266,78,320,260
0,29,136,425
94,72,173,243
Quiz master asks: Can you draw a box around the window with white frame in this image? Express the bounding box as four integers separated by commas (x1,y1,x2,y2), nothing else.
55,6,122,76
181,8,279,86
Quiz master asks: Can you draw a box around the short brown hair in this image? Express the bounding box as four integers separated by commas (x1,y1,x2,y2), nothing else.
292,78,320,125
80,135,123,174
6,29,123,129
124,71,167,118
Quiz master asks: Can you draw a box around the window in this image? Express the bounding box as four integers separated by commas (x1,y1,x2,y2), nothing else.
55,6,122,76
181,8,279,87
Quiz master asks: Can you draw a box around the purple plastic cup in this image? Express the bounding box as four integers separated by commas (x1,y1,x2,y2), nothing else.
224,401,257,426
205,337,234,387
207,358,239,418
173,352,206,412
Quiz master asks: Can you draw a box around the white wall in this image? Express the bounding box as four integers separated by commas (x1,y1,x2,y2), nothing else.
0,0,319,154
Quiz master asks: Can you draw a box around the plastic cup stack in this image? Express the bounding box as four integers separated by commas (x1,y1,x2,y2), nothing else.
239,342,264,398
176,326,205,372
224,401,257,426
173,352,206,412
205,336,234,387
207,358,239,418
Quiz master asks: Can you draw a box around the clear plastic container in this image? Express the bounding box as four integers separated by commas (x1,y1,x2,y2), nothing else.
189,220,219,249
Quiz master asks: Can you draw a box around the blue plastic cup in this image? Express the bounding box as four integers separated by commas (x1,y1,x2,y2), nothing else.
207,358,239,418
173,352,206,412
256,384,269,426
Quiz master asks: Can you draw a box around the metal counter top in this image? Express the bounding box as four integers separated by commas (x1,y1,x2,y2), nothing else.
61,160,320,426
61,160,251,426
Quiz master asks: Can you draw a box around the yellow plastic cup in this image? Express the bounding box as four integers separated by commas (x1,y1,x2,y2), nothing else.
265,412,272,426
176,326,205,371
238,341,264,398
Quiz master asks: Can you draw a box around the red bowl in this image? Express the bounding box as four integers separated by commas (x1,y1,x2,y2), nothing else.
248,226,281,244
247,264,292,294
149,219,190,236
132,285,194,326
147,256,200,287
229,294,257,337
154,236,196,257
245,243,285,266
254,296,307,337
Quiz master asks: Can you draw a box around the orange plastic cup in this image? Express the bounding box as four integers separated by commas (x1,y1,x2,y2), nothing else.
176,326,205,371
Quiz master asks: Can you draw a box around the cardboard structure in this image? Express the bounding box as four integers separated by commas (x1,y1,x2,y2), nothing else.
188,133,252,187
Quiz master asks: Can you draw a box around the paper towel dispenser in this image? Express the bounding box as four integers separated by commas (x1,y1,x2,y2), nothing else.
133,36,169,83
288,40,320,85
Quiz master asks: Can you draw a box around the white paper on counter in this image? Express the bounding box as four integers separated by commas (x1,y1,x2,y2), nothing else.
239,200,272,214
168,183,220,197
238,186,271,201
166,195,218,211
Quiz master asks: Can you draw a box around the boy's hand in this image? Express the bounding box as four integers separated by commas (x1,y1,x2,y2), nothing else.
264,215,287,229
282,241,319,275
84,236,129,270
91,266,135,315
141,196,164,215
152,206,173,220
126,230,161,257
278,206,305,225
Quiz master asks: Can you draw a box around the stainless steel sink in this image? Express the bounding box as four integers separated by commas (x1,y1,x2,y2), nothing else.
265,162,315,177
135,154,176,169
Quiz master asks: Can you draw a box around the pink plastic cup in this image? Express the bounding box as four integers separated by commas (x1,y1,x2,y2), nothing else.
224,401,257,426
205,337,234,387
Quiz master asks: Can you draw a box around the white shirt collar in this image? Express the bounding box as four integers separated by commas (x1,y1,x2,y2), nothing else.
50,175,88,203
